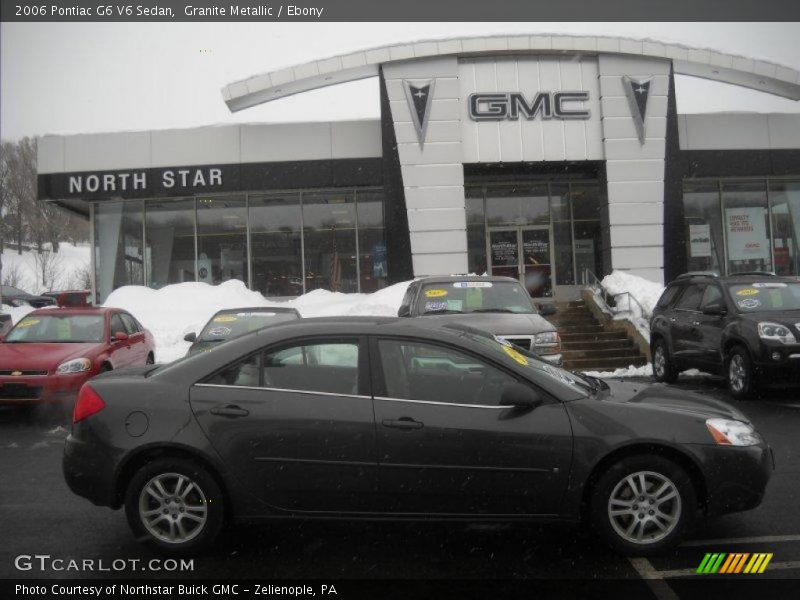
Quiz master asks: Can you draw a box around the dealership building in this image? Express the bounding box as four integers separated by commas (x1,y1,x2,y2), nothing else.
37,34,800,303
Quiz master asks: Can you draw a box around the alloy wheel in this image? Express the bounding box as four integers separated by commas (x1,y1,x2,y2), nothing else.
607,470,682,545
653,346,665,378
138,472,208,544
729,354,746,393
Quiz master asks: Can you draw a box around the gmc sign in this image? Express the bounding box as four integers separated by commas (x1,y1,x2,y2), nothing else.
468,91,590,121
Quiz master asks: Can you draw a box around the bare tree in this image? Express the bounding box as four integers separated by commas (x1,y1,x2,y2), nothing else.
32,247,63,292
1,262,27,289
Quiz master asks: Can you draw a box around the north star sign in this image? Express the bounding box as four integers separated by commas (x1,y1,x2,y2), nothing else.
67,167,223,194
468,91,590,121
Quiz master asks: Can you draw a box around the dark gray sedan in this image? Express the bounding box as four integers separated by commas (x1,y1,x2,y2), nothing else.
63,317,772,556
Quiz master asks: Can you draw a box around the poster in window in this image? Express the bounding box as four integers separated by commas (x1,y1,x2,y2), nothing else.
725,207,769,261
689,224,711,258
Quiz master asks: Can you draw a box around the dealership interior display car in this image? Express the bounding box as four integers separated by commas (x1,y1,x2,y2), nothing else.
0,307,155,408
63,317,772,555
651,272,800,398
398,276,562,364
184,306,301,356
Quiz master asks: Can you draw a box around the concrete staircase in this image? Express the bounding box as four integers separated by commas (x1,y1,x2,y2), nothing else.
546,300,648,372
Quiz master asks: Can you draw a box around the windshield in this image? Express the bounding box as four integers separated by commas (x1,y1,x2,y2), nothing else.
417,281,534,315
728,282,800,312
198,310,299,342
5,314,104,343
466,331,595,397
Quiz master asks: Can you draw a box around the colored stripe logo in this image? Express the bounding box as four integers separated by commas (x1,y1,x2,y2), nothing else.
696,553,773,574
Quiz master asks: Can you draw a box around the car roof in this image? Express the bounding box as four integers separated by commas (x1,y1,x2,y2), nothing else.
671,273,798,285
414,275,519,284
27,306,117,316
213,306,299,315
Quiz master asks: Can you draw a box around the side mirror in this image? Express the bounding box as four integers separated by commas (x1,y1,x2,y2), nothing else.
500,383,543,409
537,302,557,316
702,303,727,316
397,304,411,318
113,331,129,342
183,332,197,343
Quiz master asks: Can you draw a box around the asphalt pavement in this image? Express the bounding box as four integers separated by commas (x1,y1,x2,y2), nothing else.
1,374,799,590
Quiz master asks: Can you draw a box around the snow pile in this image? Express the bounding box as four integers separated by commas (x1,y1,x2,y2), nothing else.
582,364,654,379
104,279,412,362
597,270,665,340
1,304,36,325
1,243,91,295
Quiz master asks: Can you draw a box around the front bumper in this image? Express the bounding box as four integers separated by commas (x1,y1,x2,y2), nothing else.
752,342,800,385
690,442,774,517
0,372,90,406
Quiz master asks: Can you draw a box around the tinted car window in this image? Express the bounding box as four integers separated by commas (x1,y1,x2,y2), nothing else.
263,340,360,395
206,353,260,387
110,314,127,337
120,313,140,334
656,285,682,309
699,285,723,309
674,285,705,311
728,282,800,312
378,339,517,406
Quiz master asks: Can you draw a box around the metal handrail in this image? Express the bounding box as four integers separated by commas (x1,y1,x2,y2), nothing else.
581,268,647,318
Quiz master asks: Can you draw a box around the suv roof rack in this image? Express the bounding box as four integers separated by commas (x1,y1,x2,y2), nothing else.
675,271,719,280
729,270,776,277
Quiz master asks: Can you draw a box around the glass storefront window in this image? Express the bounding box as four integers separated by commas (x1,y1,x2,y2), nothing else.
682,182,724,274
465,187,486,274
94,200,144,303
249,193,303,297
303,191,358,293
722,180,771,275
769,180,800,277
355,190,387,293
144,197,196,289
550,184,574,285
573,220,603,281
486,185,549,227
196,195,248,286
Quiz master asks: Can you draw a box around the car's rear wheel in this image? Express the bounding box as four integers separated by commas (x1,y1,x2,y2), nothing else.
726,346,756,400
124,457,224,554
652,339,678,383
590,455,696,555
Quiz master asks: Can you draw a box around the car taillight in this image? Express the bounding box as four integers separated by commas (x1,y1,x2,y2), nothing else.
73,384,106,423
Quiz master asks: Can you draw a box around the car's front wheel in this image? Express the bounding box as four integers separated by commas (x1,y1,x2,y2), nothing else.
726,346,757,399
652,339,678,383
590,455,696,555
124,457,224,554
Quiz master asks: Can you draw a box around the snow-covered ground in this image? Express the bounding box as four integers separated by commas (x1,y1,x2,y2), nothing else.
1,243,91,295
103,279,412,362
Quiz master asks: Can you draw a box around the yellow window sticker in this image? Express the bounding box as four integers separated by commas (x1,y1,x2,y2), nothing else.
736,288,759,296
213,315,237,323
502,345,529,366
424,289,448,298
16,318,39,328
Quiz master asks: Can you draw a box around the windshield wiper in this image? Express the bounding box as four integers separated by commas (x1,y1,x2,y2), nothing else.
469,308,517,314
421,309,463,315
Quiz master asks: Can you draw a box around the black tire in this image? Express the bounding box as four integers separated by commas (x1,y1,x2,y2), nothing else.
652,339,678,384
589,454,697,556
146,353,155,365
124,457,224,554
725,345,757,400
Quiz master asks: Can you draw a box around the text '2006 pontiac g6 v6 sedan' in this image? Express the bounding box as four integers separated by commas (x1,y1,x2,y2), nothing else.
63,317,773,555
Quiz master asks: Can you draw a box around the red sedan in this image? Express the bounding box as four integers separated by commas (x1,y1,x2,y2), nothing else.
0,307,155,409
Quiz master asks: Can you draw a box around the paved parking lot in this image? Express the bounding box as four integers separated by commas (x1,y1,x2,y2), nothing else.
1,374,799,593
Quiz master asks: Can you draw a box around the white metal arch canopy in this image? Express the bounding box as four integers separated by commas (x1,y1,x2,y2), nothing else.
221,34,800,112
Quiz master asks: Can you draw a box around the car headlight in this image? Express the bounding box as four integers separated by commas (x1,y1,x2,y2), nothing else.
533,332,559,347
757,322,796,344
706,418,761,446
56,358,92,374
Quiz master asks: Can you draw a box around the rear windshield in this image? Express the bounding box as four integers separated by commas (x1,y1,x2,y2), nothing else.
198,310,299,342
5,314,104,343
417,281,534,315
727,282,800,312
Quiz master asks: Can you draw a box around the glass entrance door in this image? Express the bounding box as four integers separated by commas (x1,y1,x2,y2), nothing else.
488,226,553,298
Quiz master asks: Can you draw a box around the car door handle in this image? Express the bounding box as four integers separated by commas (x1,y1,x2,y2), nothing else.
692,321,701,326
669,317,677,323
382,417,424,430
210,405,250,418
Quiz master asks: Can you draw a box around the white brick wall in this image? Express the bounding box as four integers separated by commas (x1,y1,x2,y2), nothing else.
599,54,671,284
384,56,469,276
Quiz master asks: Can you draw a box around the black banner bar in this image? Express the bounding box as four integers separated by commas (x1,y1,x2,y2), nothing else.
3,0,800,22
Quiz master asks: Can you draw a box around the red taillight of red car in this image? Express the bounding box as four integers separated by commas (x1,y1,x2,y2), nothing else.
73,384,106,423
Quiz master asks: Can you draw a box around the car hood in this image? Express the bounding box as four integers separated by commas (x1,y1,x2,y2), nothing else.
0,342,102,371
420,312,556,335
599,379,749,422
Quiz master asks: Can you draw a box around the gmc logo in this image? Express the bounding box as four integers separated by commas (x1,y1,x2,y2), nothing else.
468,91,590,121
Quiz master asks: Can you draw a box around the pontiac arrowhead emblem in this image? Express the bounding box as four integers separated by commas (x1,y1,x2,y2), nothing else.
403,79,435,148
622,76,652,145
